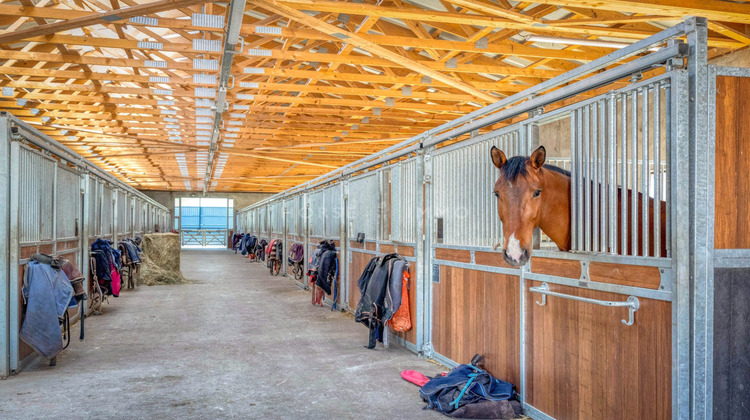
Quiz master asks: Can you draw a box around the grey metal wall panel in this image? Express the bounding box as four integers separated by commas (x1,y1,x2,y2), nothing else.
285,197,297,236
270,201,283,234
308,190,326,237
389,158,418,243
19,147,54,243
88,176,100,236
55,166,80,239
348,173,379,240
101,185,113,235
117,190,128,234
324,185,340,238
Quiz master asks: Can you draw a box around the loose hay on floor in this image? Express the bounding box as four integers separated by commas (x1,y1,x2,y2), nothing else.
140,233,191,285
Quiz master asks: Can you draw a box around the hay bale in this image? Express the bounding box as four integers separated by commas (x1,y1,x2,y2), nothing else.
140,233,190,286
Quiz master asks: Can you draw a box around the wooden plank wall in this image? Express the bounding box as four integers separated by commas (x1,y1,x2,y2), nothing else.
714,75,750,249
432,266,521,388
525,280,671,420
713,75,750,420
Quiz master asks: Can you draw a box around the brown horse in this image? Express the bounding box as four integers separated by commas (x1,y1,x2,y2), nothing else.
490,145,667,267
491,146,571,266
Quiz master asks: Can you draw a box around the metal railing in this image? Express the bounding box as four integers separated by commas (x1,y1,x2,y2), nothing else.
530,282,640,326
181,229,227,247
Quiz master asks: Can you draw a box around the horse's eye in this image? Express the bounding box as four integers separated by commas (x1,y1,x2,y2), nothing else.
533,189,542,197
493,191,499,198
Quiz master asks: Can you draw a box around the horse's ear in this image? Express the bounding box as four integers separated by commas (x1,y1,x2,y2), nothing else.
529,146,546,169
491,146,507,169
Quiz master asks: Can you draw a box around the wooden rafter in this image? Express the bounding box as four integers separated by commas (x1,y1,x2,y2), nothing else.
0,0,746,192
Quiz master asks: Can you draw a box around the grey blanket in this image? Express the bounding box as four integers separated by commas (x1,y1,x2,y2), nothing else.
19,261,74,359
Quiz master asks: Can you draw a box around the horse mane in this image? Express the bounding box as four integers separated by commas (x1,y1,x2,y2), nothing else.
500,156,571,181
500,156,529,181
543,164,570,177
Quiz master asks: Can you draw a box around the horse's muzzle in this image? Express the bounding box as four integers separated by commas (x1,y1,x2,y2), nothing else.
503,249,529,267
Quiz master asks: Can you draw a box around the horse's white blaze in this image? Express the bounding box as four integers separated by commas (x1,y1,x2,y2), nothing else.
506,233,523,261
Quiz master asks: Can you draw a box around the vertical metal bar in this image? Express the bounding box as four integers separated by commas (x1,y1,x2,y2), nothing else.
52,165,58,254
576,108,584,251
570,111,578,250
665,79,672,258
338,182,346,308
303,193,310,275
620,93,628,255
687,17,712,419
583,105,592,252
415,146,427,355
608,93,618,254
653,82,662,258
468,147,474,245
0,116,10,378
8,138,20,373
589,102,602,252
80,174,89,312
642,86,650,256
631,89,639,256
671,68,691,420
599,99,608,252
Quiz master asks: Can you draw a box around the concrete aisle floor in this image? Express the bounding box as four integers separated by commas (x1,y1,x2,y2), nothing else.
0,249,445,419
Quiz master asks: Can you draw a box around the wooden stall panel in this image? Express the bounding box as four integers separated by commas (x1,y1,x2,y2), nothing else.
432,266,520,388
398,245,415,257
588,262,661,289
476,251,518,270
348,250,371,311
391,263,417,345
531,257,581,279
434,248,471,263
379,244,396,254
525,281,671,420
714,75,750,249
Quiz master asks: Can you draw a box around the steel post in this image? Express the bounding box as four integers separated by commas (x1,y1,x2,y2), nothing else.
686,16,712,420
0,116,10,377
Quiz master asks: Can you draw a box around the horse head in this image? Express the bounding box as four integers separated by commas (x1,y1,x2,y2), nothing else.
490,145,570,267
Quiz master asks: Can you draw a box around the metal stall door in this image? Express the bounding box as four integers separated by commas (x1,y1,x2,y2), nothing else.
282,198,292,279
10,144,58,371
385,157,421,352
425,127,524,372
345,173,380,311
55,163,83,279
0,118,9,378
285,195,305,288
323,184,343,309
520,72,682,420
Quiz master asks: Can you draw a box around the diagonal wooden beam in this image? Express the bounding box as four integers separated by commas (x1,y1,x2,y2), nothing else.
446,0,538,25
0,0,209,45
250,0,496,103
273,0,743,49
528,0,750,25
707,22,750,45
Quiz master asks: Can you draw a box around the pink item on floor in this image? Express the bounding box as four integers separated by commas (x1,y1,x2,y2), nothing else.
401,370,430,387
110,262,121,297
